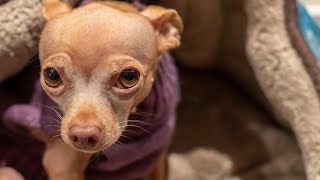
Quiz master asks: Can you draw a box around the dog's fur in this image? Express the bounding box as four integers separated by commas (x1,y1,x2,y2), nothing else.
0,0,182,179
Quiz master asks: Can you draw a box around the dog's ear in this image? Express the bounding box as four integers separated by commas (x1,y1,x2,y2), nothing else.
43,0,72,21
141,6,183,53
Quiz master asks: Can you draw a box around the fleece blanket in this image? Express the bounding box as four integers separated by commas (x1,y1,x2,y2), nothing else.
0,0,43,83
159,0,320,179
246,0,320,179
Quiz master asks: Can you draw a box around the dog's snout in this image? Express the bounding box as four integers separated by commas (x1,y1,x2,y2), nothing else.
69,125,101,149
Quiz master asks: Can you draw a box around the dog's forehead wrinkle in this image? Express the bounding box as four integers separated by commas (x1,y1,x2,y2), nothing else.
41,11,158,76
46,5,158,65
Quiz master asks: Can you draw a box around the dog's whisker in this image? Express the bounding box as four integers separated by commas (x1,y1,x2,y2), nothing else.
37,104,63,119
118,124,126,128
49,134,62,143
122,129,138,135
152,69,161,78
130,110,155,117
97,152,104,161
153,71,160,80
119,125,152,135
26,56,39,66
119,135,134,142
116,140,124,145
51,119,62,125
90,156,98,164
117,121,127,125
50,105,64,113
127,120,152,126
119,124,129,129
35,104,63,120
39,104,63,112
127,125,151,134
45,124,61,129
42,117,62,125
118,120,152,127
89,152,104,164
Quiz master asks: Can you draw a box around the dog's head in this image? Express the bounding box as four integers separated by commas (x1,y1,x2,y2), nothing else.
39,0,183,153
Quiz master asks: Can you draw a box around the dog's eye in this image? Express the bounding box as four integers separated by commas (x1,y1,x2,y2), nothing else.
44,68,62,87
118,69,140,88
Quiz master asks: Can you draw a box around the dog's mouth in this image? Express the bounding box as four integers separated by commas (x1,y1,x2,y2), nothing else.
63,135,118,153
70,143,113,154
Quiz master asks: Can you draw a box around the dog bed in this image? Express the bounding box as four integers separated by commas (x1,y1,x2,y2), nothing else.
0,0,43,83
0,0,318,179
159,0,320,179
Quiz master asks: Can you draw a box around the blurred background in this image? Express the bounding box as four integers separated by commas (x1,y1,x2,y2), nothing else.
166,0,320,179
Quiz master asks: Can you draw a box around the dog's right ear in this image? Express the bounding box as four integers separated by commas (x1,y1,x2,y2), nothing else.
43,0,72,21
141,6,183,54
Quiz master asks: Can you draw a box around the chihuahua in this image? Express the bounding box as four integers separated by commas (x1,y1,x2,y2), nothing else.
18,0,183,180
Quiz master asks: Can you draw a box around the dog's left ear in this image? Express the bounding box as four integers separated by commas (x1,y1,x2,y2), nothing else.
141,6,183,53
43,0,72,21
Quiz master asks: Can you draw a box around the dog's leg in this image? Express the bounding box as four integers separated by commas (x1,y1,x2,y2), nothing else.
0,167,24,180
142,153,167,180
42,139,92,180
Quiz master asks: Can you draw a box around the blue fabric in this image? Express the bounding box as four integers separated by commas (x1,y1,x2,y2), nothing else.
297,2,320,60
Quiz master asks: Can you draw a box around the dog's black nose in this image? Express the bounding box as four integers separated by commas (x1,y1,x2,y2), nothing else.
69,125,101,149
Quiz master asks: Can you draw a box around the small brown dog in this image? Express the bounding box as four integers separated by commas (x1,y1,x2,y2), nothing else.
0,0,182,180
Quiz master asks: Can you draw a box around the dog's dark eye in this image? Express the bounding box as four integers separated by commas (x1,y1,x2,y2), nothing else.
118,69,140,88
44,68,62,87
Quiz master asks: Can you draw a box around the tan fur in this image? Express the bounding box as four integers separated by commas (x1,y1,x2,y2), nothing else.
0,167,24,180
43,0,72,21
42,139,91,180
30,0,183,180
141,6,183,53
142,153,167,180
97,1,139,13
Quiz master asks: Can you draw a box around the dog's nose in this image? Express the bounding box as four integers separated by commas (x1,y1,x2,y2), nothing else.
69,125,101,149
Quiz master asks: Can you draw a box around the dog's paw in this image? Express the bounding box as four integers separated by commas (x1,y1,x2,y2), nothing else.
0,167,24,180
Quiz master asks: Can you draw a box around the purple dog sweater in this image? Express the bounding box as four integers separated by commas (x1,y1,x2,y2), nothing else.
0,1,179,179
